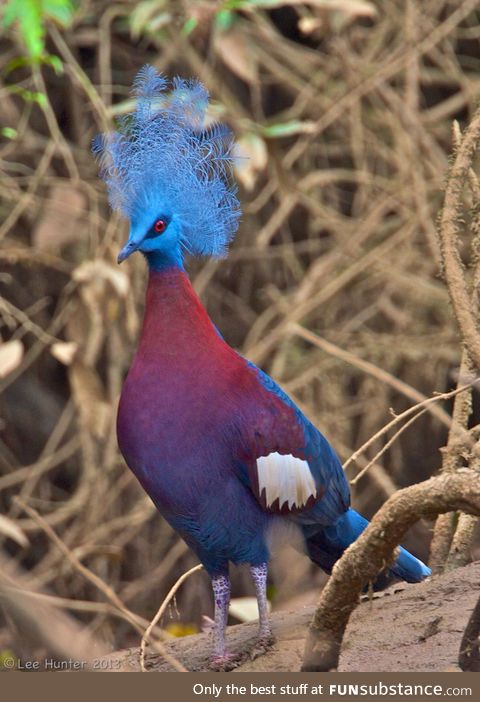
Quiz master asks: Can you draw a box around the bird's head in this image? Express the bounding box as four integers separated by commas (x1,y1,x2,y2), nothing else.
93,66,240,270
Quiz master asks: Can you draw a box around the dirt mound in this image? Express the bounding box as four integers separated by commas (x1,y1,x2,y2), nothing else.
104,561,479,672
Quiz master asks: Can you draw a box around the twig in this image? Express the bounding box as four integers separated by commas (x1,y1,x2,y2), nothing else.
32,63,79,181
290,324,453,426
0,437,80,492
350,409,428,486
13,498,188,672
0,141,55,241
343,382,477,474
140,564,203,673
13,497,144,631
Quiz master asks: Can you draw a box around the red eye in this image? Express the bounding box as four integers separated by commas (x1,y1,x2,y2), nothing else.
154,219,166,234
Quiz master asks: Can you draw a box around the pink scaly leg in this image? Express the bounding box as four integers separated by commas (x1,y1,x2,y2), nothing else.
250,563,273,644
209,573,236,669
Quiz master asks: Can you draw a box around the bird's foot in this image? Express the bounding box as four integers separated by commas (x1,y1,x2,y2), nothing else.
208,634,275,669
209,651,242,672
249,632,275,661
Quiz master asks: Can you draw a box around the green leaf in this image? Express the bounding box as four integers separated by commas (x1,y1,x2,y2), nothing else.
2,0,75,57
223,0,280,8
3,55,33,75
215,9,235,31
2,0,21,29
42,53,64,74
222,0,248,8
1,127,18,139
2,0,43,57
43,0,75,26
261,120,316,138
32,90,47,107
3,53,63,76
6,84,47,106
181,16,198,36
20,1,43,57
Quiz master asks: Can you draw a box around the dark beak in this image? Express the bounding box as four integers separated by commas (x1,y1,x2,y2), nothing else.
117,241,137,264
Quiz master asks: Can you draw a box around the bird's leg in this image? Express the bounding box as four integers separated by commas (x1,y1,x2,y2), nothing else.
210,572,234,668
250,562,273,645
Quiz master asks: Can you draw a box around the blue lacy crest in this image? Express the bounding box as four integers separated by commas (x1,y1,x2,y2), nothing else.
93,65,241,258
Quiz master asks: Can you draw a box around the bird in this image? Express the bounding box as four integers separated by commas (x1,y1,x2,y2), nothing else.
93,65,431,669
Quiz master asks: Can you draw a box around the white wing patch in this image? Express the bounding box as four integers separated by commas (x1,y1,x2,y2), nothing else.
256,452,317,511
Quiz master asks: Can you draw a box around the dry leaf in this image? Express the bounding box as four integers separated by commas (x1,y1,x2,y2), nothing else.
130,0,172,40
251,0,376,14
229,597,271,622
0,340,23,378
72,260,130,298
0,515,29,547
69,362,111,438
214,29,258,85
234,133,268,191
51,341,78,366
33,184,87,250
298,16,324,34
314,0,376,15
297,0,377,34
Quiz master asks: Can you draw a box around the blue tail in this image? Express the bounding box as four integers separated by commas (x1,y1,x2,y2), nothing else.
303,508,431,587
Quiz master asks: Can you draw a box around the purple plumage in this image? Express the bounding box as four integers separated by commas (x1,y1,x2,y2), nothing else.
94,66,431,668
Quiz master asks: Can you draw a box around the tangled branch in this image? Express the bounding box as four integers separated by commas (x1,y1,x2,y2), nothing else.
302,469,480,672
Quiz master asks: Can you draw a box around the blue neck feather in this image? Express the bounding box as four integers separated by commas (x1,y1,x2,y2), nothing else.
145,247,185,272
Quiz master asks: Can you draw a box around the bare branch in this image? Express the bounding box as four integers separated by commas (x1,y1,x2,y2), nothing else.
438,108,480,368
459,590,480,671
302,469,480,672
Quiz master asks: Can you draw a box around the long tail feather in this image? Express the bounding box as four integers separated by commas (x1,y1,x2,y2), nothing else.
303,508,431,587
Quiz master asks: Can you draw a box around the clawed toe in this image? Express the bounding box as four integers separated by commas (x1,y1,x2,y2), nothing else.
208,634,275,670
209,652,242,671
250,633,275,660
